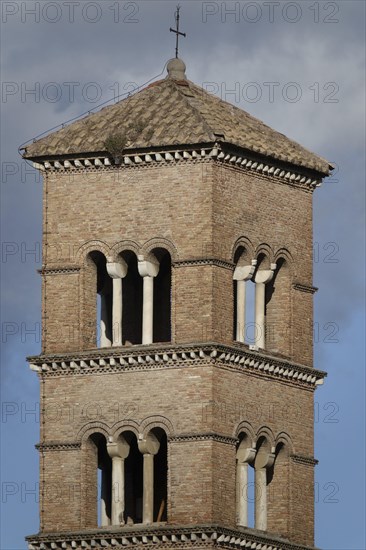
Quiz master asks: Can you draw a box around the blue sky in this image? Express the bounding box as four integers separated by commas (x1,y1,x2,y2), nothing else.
1,1,365,549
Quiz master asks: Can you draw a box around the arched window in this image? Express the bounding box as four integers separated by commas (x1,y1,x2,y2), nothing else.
87,252,112,348
152,428,168,522
233,247,256,344
121,252,143,345
137,428,168,524
84,433,112,527
152,249,172,344
137,249,171,345
254,436,274,530
265,258,292,356
267,442,291,537
124,431,143,524
236,433,255,527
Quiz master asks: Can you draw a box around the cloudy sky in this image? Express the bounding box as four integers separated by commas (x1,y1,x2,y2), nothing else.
1,1,365,548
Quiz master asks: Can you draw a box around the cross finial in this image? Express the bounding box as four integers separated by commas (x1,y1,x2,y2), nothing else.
170,5,186,59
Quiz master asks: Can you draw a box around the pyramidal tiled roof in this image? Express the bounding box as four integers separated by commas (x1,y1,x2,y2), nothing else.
23,59,330,175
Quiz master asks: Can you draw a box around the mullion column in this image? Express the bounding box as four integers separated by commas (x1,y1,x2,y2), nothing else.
254,264,276,349
107,260,128,346
107,437,130,526
138,255,160,345
138,432,160,525
233,260,256,342
236,444,256,527
254,444,275,530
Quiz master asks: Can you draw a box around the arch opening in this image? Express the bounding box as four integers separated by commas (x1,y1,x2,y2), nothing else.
124,431,143,524
152,428,168,522
88,251,112,348
121,251,143,345
87,432,112,527
152,249,172,344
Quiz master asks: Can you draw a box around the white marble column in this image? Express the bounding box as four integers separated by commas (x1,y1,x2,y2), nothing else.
233,260,256,342
107,437,130,526
107,260,128,347
254,264,276,349
236,443,256,527
254,444,275,531
138,256,159,345
236,461,248,526
138,432,160,524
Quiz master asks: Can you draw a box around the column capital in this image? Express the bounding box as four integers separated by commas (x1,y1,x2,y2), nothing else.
237,446,256,464
137,255,159,278
254,264,277,284
254,448,275,470
107,259,128,279
107,437,130,459
233,260,257,281
138,432,160,455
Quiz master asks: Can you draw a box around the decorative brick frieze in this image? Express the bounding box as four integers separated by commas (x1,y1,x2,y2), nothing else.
291,455,318,467
36,442,81,452
38,267,81,276
292,283,318,295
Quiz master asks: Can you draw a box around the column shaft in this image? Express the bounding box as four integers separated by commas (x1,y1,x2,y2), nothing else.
255,282,266,349
236,461,248,526
112,277,123,346
142,453,154,524
236,280,246,342
255,467,267,530
111,456,124,525
142,276,154,345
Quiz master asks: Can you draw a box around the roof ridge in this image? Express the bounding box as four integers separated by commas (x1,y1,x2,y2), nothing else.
169,79,216,141
186,79,329,167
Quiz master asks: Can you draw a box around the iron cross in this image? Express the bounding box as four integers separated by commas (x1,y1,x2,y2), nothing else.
170,5,186,59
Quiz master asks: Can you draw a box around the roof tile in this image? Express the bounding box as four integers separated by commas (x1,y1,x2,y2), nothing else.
23,76,330,175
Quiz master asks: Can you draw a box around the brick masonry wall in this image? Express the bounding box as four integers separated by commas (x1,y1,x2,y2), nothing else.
42,160,314,364
211,162,314,364
36,159,318,546
39,362,315,544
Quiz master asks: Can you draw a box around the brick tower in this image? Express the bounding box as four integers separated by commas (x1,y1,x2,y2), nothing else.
24,58,331,550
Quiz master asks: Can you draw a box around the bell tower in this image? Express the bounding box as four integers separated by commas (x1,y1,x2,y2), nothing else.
24,57,331,550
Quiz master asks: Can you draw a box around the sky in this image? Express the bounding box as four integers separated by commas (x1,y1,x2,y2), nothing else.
1,1,365,549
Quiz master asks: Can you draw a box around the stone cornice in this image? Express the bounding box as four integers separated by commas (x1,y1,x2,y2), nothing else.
36,442,81,452
32,143,324,191
26,523,319,550
169,433,238,446
293,283,318,294
291,454,318,467
27,342,326,388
